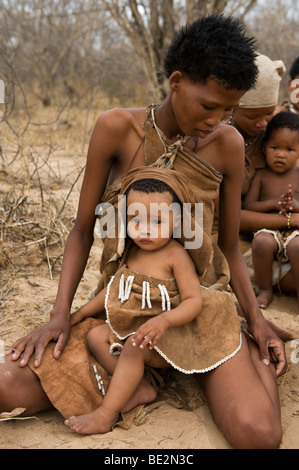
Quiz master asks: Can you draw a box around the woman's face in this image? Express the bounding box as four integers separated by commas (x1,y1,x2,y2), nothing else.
233,106,276,137
170,74,245,139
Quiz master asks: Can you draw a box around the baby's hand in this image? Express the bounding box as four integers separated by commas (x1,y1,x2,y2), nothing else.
131,316,169,350
279,184,294,214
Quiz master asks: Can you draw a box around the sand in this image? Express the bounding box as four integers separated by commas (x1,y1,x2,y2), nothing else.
0,233,298,450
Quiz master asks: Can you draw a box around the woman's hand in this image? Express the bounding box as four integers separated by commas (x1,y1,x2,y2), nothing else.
247,315,287,377
7,312,71,368
131,316,169,350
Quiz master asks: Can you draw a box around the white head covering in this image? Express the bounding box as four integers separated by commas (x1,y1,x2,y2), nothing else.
238,53,286,108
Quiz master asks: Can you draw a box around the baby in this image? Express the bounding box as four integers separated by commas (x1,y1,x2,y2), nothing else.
244,111,299,308
65,173,203,434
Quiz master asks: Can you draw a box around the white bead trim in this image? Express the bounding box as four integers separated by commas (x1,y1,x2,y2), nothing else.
92,364,106,396
118,273,134,303
141,281,152,309
152,332,242,374
158,284,171,311
109,342,123,355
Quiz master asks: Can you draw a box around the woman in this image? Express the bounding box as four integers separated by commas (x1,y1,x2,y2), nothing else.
1,15,286,448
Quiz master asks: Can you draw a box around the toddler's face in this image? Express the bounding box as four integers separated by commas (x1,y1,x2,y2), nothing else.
265,127,299,174
126,189,179,251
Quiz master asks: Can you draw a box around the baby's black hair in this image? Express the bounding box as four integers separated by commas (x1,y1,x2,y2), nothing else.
126,178,180,205
163,14,258,91
264,111,299,142
289,57,299,80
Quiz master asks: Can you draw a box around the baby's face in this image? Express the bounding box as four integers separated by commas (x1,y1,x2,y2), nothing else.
126,189,179,251
265,127,299,174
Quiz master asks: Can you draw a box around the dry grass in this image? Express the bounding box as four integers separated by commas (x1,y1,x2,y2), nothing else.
0,99,100,335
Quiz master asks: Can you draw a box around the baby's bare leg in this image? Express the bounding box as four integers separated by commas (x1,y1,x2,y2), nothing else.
252,232,277,308
87,323,118,374
65,339,167,434
87,324,158,413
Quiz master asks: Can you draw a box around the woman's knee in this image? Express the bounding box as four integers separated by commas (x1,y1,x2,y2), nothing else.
202,338,283,449
0,361,13,410
0,358,52,415
230,407,282,449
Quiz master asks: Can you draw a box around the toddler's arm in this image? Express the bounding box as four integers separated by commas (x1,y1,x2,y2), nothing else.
70,288,107,326
243,171,281,213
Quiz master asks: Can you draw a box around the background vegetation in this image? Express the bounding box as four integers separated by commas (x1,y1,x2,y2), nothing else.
1,0,299,314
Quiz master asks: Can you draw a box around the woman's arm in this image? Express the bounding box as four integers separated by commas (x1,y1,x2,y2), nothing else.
240,209,290,232
8,110,131,367
218,132,286,376
243,171,282,213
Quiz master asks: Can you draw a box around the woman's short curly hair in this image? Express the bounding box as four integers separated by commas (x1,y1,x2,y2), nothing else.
163,14,258,91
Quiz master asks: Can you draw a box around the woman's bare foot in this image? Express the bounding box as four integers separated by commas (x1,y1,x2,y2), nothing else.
256,289,273,309
65,406,118,435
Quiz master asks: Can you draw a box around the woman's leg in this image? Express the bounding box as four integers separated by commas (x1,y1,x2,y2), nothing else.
198,333,282,449
0,357,53,415
0,327,156,422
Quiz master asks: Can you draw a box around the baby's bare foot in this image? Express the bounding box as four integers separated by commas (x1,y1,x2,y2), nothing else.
65,406,118,435
256,290,273,309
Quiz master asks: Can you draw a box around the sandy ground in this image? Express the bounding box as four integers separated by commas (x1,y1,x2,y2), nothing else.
0,146,298,451
0,235,298,450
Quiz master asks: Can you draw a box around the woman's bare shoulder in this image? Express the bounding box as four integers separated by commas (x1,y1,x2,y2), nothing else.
217,123,244,150
203,123,244,175
95,107,147,135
